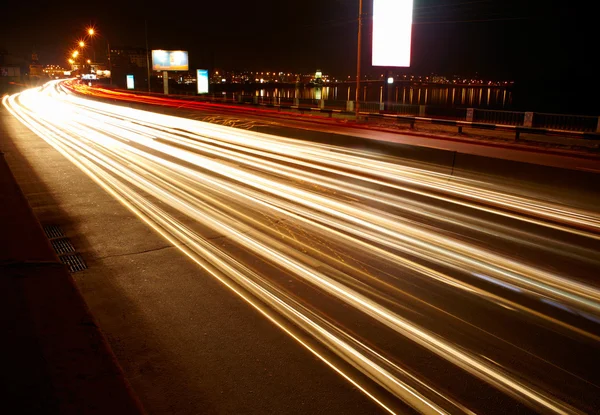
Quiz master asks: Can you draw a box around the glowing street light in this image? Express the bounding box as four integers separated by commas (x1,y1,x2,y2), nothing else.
87,59,91,64
79,40,85,48
72,50,79,58
86,26,111,83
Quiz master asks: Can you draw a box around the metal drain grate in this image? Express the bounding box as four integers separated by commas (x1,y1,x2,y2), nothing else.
51,238,76,255
43,224,65,239
59,254,87,273
42,224,87,273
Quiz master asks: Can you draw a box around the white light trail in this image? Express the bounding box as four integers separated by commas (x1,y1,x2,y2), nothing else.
4,81,599,414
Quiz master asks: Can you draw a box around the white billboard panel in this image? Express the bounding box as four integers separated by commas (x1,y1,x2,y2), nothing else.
152,50,189,71
126,74,135,89
197,69,209,94
372,0,413,67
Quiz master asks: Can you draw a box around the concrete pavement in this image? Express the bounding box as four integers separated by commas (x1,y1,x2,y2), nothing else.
0,141,145,413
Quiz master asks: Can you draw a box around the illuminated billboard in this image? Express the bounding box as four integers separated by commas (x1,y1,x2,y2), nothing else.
197,69,209,94
126,74,135,89
152,50,189,71
372,0,413,67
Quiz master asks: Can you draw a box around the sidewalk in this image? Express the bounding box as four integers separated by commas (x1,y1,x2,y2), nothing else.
0,151,145,414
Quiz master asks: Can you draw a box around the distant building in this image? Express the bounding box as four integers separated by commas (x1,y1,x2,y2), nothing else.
431,76,448,83
0,50,25,90
110,47,148,68
29,52,43,78
177,72,197,85
0,64,20,79
43,64,68,78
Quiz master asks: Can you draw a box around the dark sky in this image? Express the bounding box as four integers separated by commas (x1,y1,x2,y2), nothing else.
2,0,597,111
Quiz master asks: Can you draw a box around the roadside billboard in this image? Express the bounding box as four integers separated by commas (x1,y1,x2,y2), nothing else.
197,69,209,94
126,74,135,89
372,0,413,67
152,50,189,71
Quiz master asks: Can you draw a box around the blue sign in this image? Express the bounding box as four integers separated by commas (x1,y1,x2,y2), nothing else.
197,69,209,94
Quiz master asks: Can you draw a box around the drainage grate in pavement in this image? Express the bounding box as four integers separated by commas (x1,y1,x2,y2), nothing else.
51,238,76,255
43,224,65,239
42,224,87,273
59,254,87,273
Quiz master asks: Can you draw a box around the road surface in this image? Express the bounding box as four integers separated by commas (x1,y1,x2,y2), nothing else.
3,81,600,414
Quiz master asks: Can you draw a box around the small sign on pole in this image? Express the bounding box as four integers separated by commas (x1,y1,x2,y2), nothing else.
126,74,135,90
197,69,209,94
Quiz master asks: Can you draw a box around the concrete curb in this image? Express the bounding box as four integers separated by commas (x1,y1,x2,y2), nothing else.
0,153,146,414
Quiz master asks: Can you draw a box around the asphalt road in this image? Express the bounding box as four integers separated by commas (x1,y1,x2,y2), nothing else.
3,81,600,414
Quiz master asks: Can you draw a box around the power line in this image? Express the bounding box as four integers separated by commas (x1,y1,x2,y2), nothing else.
414,16,531,24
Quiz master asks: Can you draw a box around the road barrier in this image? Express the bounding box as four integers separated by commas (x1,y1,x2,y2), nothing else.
92,86,600,144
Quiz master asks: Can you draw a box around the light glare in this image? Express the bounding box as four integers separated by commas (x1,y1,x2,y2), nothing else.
372,0,413,67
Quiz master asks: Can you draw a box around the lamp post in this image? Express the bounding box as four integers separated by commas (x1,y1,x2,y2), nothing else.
355,0,363,118
87,28,111,85
71,50,80,72
87,28,96,62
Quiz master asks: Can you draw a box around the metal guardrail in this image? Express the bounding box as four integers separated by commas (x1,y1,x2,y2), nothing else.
103,86,600,144
473,109,525,126
386,103,420,116
425,106,468,120
133,88,600,133
533,113,598,132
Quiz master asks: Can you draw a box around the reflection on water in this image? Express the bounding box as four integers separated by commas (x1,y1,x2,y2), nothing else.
244,84,512,108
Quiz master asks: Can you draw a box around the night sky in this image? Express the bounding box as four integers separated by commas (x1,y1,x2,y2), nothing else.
1,0,597,112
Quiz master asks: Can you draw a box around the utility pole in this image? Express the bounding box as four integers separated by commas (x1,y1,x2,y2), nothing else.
107,41,112,85
355,0,363,118
145,19,151,92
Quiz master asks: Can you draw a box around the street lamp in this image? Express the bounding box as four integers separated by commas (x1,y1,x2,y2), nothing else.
79,40,85,48
87,27,111,84
86,28,96,62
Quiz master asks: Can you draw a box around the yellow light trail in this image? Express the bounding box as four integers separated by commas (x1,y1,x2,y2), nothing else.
4,80,600,414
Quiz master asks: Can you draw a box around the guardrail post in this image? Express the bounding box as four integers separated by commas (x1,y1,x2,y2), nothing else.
597,116,600,133
379,102,385,112
253,96,258,105
466,108,474,122
346,101,355,112
419,105,426,117
319,99,325,109
524,112,534,128
293,98,299,106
